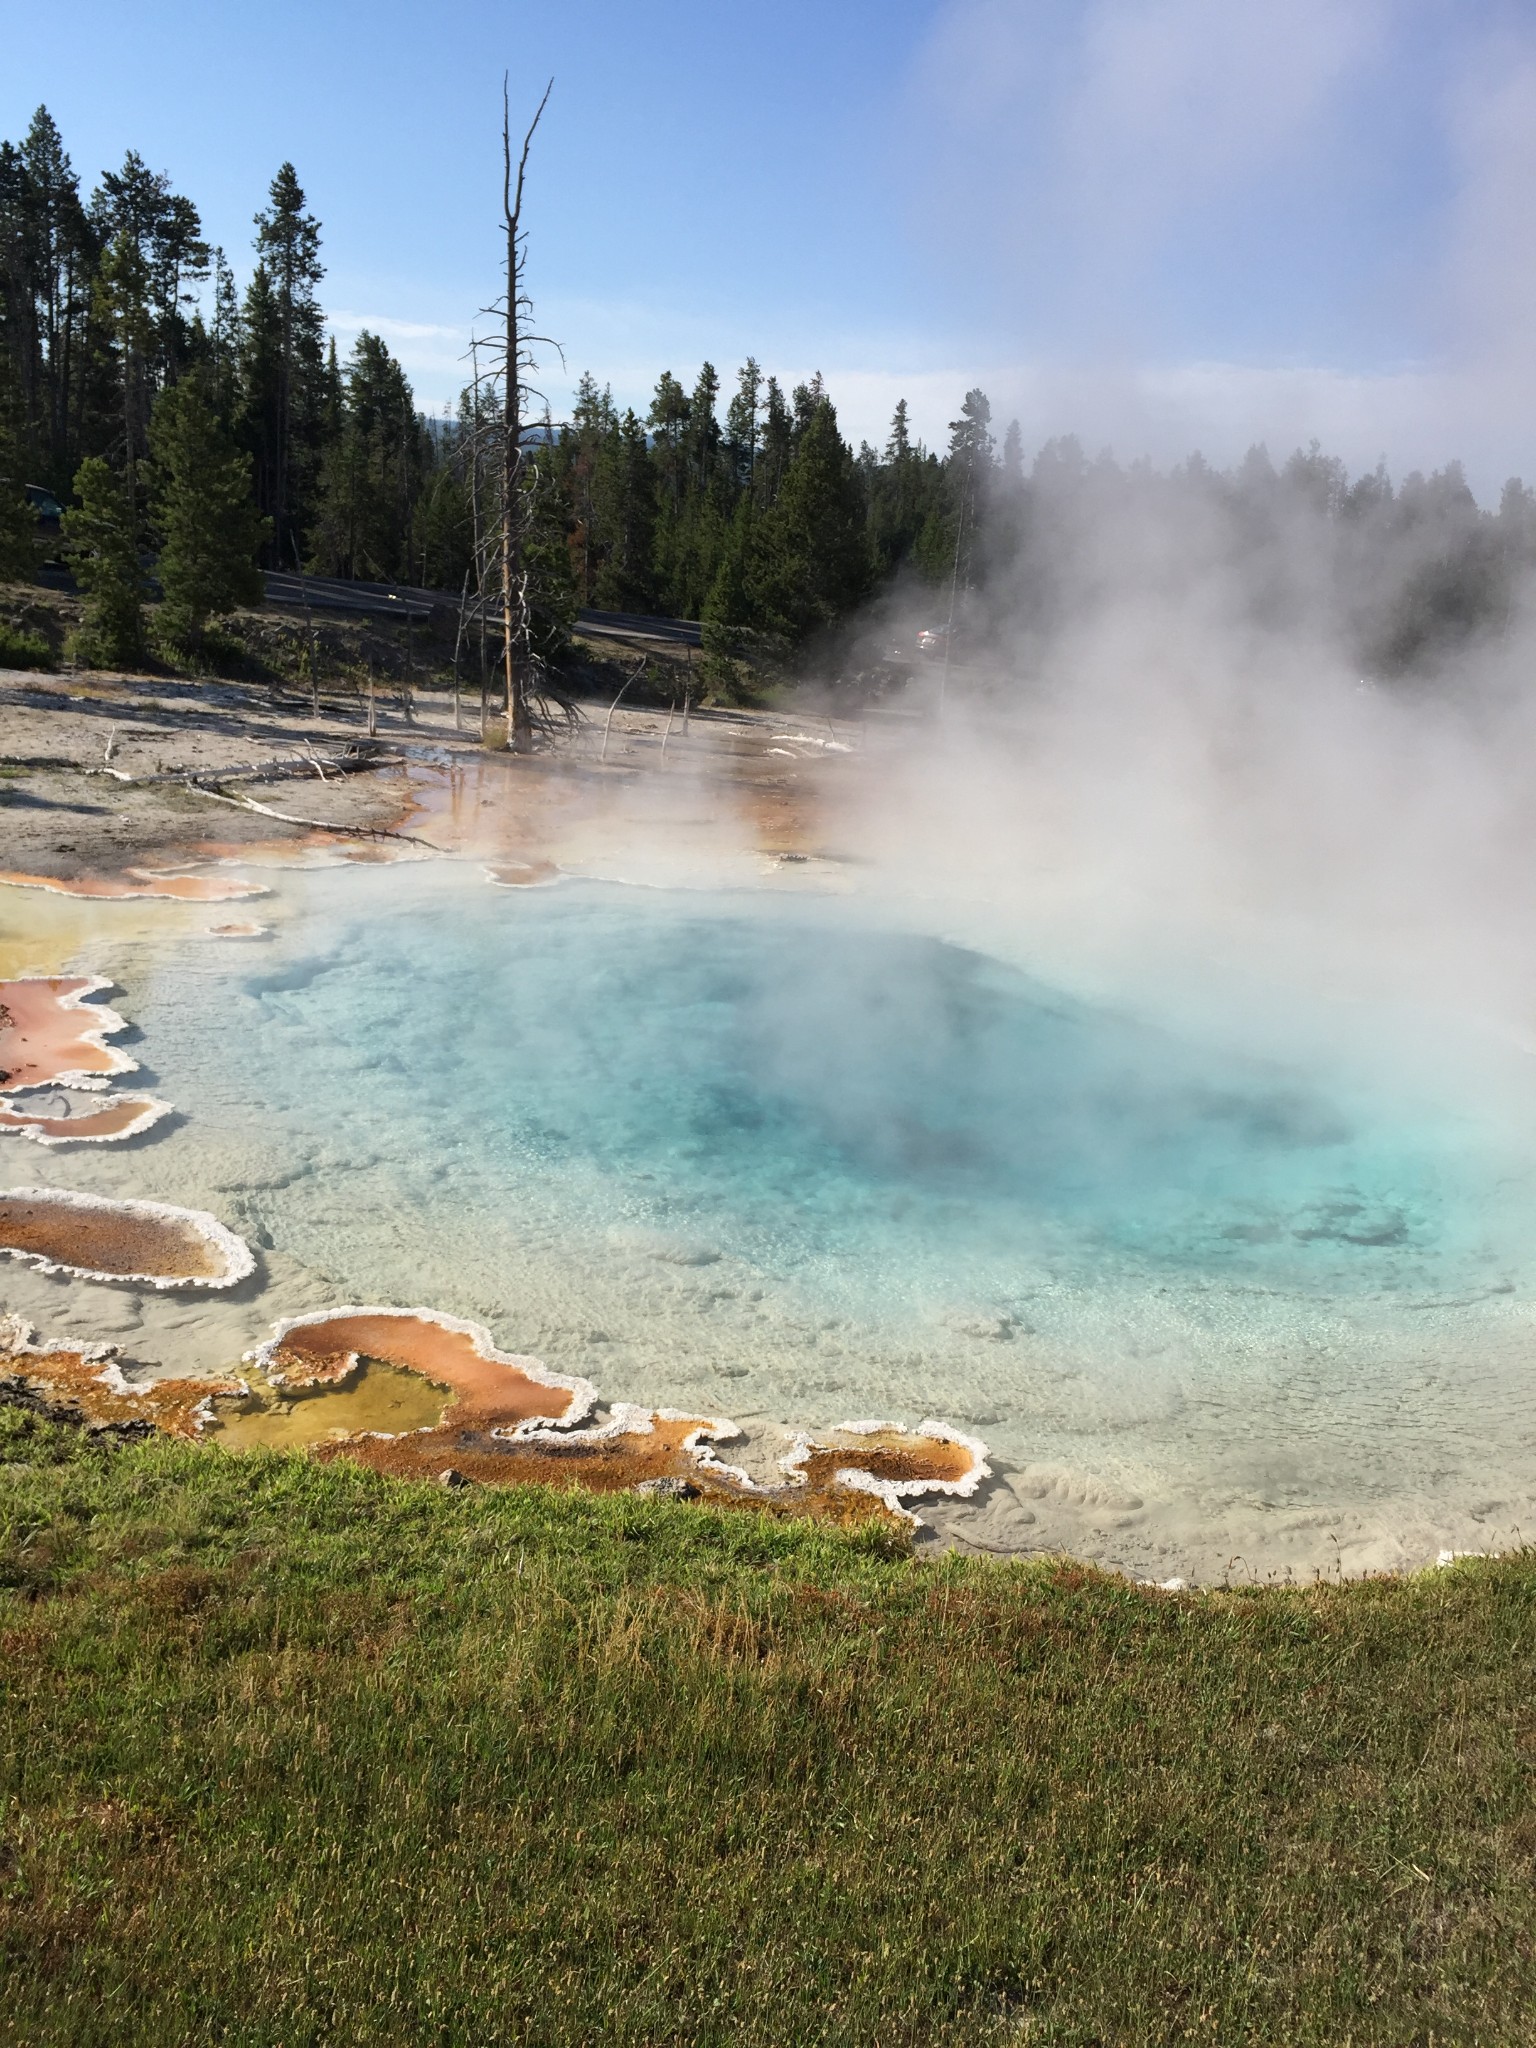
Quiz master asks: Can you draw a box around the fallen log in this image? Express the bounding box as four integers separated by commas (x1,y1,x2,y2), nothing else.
79,745,403,788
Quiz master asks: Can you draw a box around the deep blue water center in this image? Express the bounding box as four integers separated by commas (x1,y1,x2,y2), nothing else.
222,869,1518,1300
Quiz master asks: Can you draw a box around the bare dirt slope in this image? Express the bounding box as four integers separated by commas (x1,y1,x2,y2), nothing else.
0,663,861,879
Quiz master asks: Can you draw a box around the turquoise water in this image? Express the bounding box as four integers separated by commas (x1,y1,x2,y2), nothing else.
117,860,1536,1568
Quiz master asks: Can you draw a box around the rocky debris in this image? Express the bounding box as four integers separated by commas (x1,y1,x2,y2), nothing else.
631,1475,701,1500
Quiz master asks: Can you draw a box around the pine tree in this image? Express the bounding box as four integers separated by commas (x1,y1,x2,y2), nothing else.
886,399,912,465
757,377,791,506
790,372,826,441
647,370,689,516
310,331,422,579
683,362,721,497
63,455,145,666
752,396,869,641
0,454,32,579
724,359,762,492
205,249,241,419
147,375,267,650
985,417,1025,581
90,150,208,390
411,455,472,592
11,109,96,489
945,387,994,591
592,408,655,611
242,163,325,565
561,372,616,601
94,227,153,498
702,494,755,654
869,397,948,578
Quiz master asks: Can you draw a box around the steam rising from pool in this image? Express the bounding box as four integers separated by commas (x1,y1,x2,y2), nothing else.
117,857,1536,1577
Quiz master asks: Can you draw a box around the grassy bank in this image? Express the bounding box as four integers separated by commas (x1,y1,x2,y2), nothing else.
2,1404,1533,2045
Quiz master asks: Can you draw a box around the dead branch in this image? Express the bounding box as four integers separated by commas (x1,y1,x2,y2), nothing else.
82,744,399,788
182,780,440,849
600,657,648,764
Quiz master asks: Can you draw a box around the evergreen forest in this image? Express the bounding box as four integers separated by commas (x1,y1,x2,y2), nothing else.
3,102,1535,681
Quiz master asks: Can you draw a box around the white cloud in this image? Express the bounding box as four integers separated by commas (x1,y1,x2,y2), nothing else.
327,312,469,344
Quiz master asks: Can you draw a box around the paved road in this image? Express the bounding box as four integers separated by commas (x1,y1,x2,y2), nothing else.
262,572,703,648
573,607,701,648
263,572,435,623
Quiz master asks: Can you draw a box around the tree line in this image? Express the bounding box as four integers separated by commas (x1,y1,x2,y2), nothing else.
0,102,961,672
3,102,1534,684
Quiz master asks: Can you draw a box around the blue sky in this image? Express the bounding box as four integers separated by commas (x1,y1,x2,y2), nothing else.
5,1,1536,490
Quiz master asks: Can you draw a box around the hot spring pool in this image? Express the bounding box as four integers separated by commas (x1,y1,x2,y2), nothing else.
45,860,1536,1574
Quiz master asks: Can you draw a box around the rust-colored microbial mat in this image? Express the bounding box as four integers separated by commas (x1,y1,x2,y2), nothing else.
0,867,267,902
323,1405,744,1500
0,1094,169,1144
788,1431,985,1499
244,1307,990,1528
324,1407,982,1528
0,977,135,1091
0,1318,242,1438
261,1308,589,1426
0,1188,255,1289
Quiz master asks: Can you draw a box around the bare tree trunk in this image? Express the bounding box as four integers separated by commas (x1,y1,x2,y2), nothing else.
452,567,469,732
303,589,319,717
600,657,646,764
122,341,136,513
496,78,551,754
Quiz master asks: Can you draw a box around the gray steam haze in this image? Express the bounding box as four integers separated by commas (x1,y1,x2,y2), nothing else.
784,557,1536,1577
841,516,1536,1056
829,0,1536,1038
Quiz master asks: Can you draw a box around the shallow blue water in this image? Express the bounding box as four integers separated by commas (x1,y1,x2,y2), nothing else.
116,862,1536,1554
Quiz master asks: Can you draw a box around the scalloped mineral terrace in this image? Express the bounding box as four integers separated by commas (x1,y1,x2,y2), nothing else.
0,1188,256,1290
239,1306,990,1526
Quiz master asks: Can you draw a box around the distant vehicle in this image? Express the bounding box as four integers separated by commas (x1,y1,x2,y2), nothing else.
916,624,950,657
25,484,62,533
8,483,64,567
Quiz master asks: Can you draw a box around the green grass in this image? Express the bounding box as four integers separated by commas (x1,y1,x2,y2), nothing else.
2,1403,1533,2045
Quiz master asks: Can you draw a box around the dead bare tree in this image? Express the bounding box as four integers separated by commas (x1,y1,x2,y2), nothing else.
492,77,551,752
448,90,585,755
462,335,492,742
600,656,648,764
451,565,470,731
